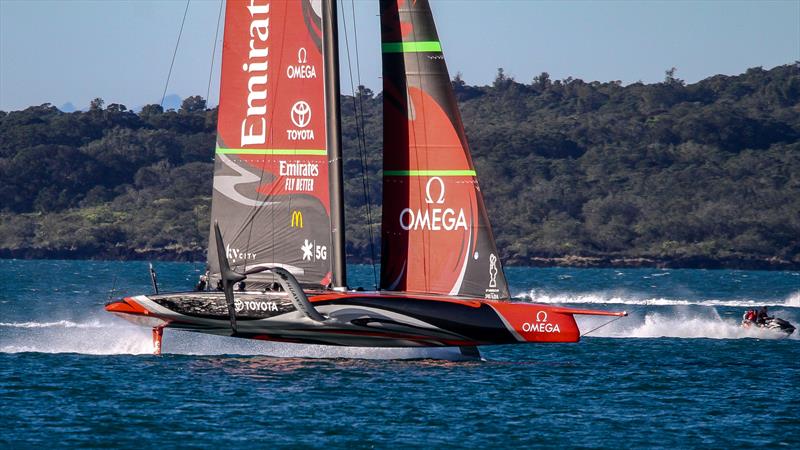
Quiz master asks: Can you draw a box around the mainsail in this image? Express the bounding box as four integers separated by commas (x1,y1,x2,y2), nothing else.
379,0,510,299
208,0,333,288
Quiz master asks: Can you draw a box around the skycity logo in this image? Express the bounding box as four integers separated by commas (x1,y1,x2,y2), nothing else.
226,244,256,264
399,177,467,231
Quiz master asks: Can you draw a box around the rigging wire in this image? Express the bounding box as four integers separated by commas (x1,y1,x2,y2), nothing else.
205,0,224,105
350,0,379,289
340,0,378,289
579,314,627,337
161,0,191,108
580,300,650,337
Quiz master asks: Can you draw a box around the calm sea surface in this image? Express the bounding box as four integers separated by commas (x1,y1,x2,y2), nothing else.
1,260,798,448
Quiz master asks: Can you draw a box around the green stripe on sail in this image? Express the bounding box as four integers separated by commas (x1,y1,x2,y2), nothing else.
382,41,442,53
383,170,476,177
216,147,328,156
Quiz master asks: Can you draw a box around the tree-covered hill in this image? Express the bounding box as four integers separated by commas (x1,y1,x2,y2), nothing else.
1,64,798,269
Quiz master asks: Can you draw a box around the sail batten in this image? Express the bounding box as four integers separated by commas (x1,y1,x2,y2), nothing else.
384,170,477,176
216,147,329,156
382,41,442,53
379,0,510,300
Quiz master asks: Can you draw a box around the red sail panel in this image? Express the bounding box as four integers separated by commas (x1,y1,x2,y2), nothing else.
208,0,332,289
379,0,510,299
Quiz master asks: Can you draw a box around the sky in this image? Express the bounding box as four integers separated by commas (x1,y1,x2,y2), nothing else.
1,0,798,112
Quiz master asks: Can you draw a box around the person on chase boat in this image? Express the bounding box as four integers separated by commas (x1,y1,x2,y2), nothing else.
756,306,772,325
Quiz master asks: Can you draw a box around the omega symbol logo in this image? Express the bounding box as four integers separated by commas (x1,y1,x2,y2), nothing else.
297,47,307,64
424,176,446,204
536,311,548,323
291,101,311,128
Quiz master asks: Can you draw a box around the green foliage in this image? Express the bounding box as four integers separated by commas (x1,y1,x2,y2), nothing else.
0,64,798,267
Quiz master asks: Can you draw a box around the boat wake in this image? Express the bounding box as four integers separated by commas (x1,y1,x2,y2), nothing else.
786,291,800,307
577,309,798,340
0,318,153,354
520,290,800,309
0,314,471,360
0,320,105,329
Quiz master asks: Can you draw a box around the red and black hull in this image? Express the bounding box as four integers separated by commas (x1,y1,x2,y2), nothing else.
106,290,624,348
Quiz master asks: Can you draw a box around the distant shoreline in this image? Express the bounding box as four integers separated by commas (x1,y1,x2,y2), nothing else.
2,249,797,271
2,65,798,274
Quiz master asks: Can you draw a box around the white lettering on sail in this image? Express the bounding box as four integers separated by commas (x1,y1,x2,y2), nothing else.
226,244,256,264
287,65,317,79
301,239,327,261
287,100,314,141
287,47,317,79
280,161,319,192
240,1,271,146
399,177,467,231
279,161,319,177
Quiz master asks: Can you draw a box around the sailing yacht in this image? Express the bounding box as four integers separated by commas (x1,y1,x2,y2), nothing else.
106,0,625,356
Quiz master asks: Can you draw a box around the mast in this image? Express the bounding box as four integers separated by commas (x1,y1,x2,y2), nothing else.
323,0,347,289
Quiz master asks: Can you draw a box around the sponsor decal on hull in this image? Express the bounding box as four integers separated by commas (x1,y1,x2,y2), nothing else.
234,299,279,312
521,311,561,333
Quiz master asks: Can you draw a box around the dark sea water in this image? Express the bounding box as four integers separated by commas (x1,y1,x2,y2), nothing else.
1,260,799,448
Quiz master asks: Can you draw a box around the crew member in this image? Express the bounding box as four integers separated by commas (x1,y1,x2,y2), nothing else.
756,306,772,325
195,275,207,292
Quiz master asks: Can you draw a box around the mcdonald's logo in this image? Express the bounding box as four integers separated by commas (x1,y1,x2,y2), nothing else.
291,210,303,228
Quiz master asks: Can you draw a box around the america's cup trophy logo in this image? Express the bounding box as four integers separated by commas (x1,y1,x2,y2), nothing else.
489,253,498,288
